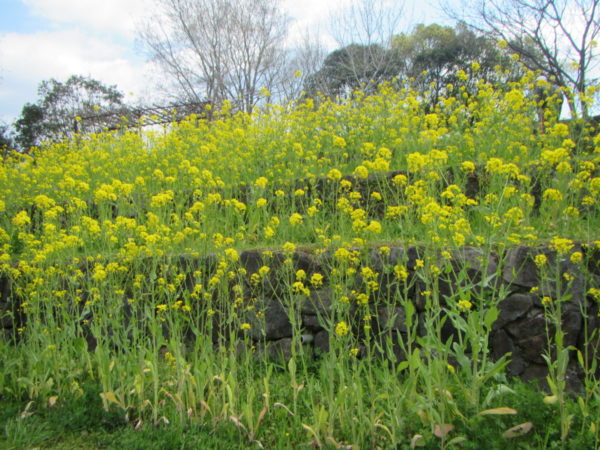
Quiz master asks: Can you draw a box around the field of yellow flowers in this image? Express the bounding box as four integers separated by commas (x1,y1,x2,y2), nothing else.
0,71,599,448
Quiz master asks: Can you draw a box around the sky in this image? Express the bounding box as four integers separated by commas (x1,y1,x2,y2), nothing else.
0,0,450,125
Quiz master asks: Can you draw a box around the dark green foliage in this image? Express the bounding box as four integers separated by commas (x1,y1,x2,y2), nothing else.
0,123,15,156
304,22,522,109
305,43,401,98
13,75,126,150
391,23,521,109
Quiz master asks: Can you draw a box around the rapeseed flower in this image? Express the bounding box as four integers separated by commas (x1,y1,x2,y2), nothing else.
335,321,350,336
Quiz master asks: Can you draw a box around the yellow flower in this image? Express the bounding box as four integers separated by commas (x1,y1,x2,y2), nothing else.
282,242,296,253
335,321,350,336
310,273,324,287
333,136,346,147
366,220,382,233
256,197,267,208
394,264,408,281
224,248,239,262
295,269,306,281
327,168,342,180
379,246,390,256
354,165,369,179
392,174,407,185
457,299,472,312
407,152,428,172
258,265,270,278
292,281,310,296
386,205,407,219
542,188,563,202
550,237,574,255
240,322,251,331
460,161,475,174
263,226,275,238
534,254,547,267
542,296,552,307
570,252,583,264
12,210,31,227
34,194,56,210
254,177,268,189
587,288,600,300
289,213,303,226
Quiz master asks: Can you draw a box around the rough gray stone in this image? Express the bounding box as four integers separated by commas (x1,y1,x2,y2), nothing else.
292,251,320,274
506,309,549,340
491,329,514,361
492,329,527,377
521,364,549,384
302,314,324,332
301,287,333,315
247,299,293,341
562,307,582,348
452,246,499,286
265,338,293,362
494,293,534,330
376,306,408,333
517,334,547,364
502,245,540,288
240,250,264,275
314,330,329,354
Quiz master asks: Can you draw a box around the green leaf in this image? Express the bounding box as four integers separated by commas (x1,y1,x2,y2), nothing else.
484,307,499,329
73,337,87,353
478,354,510,384
447,436,467,446
452,342,470,369
410,348,421,371
577,350,584,368
397,361,410,372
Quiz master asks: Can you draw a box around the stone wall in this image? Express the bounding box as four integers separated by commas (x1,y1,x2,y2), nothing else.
1,244,598,389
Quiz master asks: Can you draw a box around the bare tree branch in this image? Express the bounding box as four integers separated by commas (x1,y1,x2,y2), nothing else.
139,0,289,113
443,0,600,117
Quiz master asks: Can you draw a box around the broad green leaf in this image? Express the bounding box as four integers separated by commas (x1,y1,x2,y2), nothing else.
397,361,410,372
484,307,499,329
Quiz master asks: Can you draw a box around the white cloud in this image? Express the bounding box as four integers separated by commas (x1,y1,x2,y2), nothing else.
282,0,352,48
22,0,149,39
0,28,157,122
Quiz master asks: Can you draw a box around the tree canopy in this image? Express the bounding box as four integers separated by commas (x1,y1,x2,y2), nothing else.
304,23,521,107
14,75,126,150
392,23,521,107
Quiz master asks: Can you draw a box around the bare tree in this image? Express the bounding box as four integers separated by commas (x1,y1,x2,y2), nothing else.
444,0,600,118
139,0,289,113
324,0,406,94
275,29,328,104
